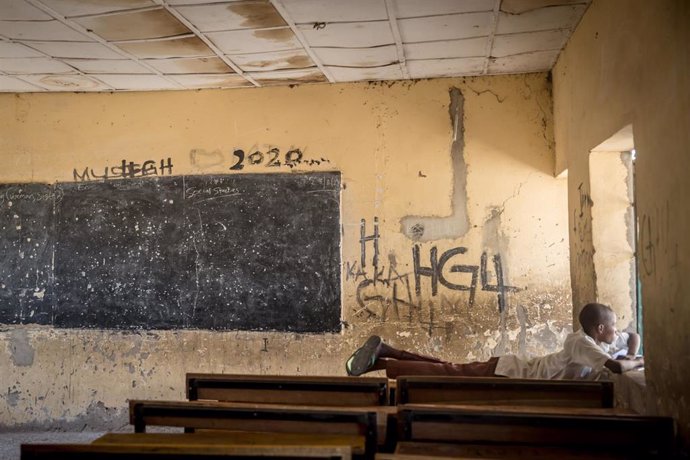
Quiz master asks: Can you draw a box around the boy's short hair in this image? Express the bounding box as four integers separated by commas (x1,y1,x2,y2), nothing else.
579,302,614,333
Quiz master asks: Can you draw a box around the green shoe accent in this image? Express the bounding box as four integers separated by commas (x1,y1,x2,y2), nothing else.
345,335,381,376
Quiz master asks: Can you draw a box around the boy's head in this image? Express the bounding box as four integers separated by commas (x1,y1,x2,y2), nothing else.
579,303,617,343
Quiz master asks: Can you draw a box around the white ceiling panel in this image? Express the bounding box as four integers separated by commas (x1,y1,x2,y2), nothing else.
229,49,313,71
0,0,53,21
143,56,232,74
27,41,125,59
298,21,393,48
40,0,156,17
74,8,190,41
20,73,109,91
208,27,301,54
488,49,559,73
176,2,286,33
496,4,588,34
0,41,45,58
0,20,90,41
492,29,569,57
312,45,398,67
398,12,493,43
326,63,403,82
116,36,213,59
93,74,180,90
63,58,151,74
0,75,43,91
0,57,75,74
166,0,245,4
407,57,485,78
169,73,252,88
501,0,588,15
249,67,327,85
393,0,494,18
279,0,387,23
404,37,486,60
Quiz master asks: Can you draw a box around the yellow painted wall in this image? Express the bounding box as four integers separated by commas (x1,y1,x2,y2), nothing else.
0,74,571,428
553,0,690,446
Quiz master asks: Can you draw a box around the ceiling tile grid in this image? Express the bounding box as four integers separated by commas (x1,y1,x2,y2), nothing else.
0,0,590,92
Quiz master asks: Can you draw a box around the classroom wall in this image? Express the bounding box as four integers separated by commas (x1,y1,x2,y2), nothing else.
0,74,572,429
553,0,690,446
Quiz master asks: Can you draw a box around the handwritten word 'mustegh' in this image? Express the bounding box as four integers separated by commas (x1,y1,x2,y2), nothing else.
73,158,173,182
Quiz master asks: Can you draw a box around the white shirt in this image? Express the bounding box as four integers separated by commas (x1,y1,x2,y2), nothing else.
494,330,630,380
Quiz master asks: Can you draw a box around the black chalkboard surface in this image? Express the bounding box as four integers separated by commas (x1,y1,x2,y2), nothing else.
0,173,341,332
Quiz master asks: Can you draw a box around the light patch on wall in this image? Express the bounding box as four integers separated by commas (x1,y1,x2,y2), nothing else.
9,329,35,366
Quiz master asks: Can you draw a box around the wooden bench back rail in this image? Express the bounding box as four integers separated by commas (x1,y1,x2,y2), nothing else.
396,376,614,408
187,374,389,406
129,401,378,457
398,405,675,457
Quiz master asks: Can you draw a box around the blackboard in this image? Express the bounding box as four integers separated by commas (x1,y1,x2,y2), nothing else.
0,173,341,332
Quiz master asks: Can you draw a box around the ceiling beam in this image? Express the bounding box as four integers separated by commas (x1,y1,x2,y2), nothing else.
482,0,502,75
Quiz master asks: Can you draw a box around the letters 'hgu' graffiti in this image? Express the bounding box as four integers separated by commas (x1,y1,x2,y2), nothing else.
73,158,173,182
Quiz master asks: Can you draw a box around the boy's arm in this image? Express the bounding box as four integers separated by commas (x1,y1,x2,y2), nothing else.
626,332,641,357
604,356,644,374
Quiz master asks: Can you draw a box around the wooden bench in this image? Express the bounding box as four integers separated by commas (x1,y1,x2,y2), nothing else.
396,376,614,408
397,404,675,458
187,374,389,406
129,400,378,457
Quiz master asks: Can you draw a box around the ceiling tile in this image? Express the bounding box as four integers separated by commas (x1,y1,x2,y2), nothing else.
176,1,286,33
0,41,45,58
398,12,493,42
74,8,190,41
501,0,589,15
19,73,110,91
326,63,403,82
0,0,53,20
27,41,125,59
91,74,180,90
144,56,232,74
393,0,494,18
496,4,589,34
488,49,559,73
116,36,213,58
168,74,252,88
0,75,44,91
63,59,152,74
492,29,569,57
0,57,75,74
208,27,301,54
249,67,327,85
298,21,393,48
0,20,90,41
230,49,313,71
166,0,243,4
280,0,387,23
404,37,487,60
407,57,485,78
40,0,156,17
312,45,398,67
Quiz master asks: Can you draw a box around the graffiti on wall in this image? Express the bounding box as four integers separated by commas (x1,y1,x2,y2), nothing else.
639,200,677,277
189,146,331,171
73,158,174,182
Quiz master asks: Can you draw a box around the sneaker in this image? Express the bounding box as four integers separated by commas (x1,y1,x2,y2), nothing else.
345,335,382,376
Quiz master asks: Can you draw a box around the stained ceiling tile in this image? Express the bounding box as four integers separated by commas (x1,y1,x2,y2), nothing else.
208,27,301,54
0,20,90,41
249,67,327,85
166,0,243,4
0,0,53,20
116,36,213,59
298,21,393,48
19,73,109,91
0,41,45,58
404,37,486,60
168,74,252,88
176,1,286,33
74,8,190,41
496,4,588,34
280,0,387,23
40,0,156,17
0,75,43,91
398,12,493,42
230,49,313,71
501,0,589,15
63,59,152,74
144,56,232,74
312,45,398,67
492,29,570,57
326,63,403,82
407,57,485,78
0,57,75,74
488,49,559,73
91,74,181,90
27,41,125,59
393,0,494,18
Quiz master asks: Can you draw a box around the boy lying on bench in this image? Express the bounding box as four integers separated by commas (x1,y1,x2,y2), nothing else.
346,303,643,379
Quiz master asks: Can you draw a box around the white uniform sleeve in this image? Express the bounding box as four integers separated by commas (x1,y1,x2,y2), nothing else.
568,335,612,371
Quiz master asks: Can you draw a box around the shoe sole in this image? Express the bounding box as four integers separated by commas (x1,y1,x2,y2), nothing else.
348,335,381,376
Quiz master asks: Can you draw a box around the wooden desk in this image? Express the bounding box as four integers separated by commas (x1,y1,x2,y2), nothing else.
393,441,633,459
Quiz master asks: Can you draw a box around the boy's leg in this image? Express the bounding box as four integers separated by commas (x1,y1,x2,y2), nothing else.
384,357,500,379
378,342,446,363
